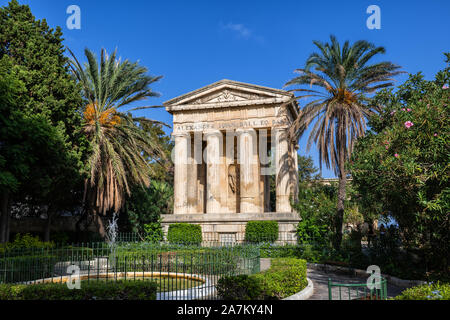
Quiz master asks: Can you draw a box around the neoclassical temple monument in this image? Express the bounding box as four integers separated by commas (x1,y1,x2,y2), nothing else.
161,80,301,243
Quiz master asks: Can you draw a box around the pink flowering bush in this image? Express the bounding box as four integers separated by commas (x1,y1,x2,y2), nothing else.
349,53,450,279
404,121,414,128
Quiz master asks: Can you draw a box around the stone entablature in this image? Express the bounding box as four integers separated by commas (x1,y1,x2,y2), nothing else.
162,79,301,243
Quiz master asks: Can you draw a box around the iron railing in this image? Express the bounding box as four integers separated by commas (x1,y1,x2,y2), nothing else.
328,277,388,300
0,243,260,300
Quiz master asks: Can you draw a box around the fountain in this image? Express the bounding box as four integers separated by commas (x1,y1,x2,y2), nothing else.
106,212,119,270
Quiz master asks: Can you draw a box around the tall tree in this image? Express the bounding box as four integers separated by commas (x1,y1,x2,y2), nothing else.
0,0,86,242
0,57,82,242
285,35,402,250
68,48,168,237
0,0,84,138
350,55,450,275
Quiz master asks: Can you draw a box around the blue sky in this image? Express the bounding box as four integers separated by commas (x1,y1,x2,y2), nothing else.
3,0,449,178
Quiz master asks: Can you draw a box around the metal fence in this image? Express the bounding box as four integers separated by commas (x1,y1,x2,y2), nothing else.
116,232,312,246
0,242,260,300
328,277,388,300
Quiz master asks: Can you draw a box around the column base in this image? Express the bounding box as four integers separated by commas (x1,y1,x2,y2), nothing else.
161,212,301,244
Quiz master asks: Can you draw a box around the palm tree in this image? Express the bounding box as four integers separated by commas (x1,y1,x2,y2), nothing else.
68,48,168,237
285,35,403,250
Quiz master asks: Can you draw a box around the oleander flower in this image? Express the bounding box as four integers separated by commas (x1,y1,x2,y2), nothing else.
404,121,414,129
394,154,399,158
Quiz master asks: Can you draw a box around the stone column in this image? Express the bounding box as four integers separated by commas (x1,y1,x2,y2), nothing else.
193,131,205,214
205,130,223,214
275,127,292,212
187,133,199,214
173,132,190,214
259,129,271,212
293,144,300,203
237,128,262,213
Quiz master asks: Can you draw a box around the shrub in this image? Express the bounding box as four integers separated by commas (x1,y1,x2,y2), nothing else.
349,56,450,276
0,255,59,283
394,282,450,300
0,280,158,300
216,258,308,300
298,244,323,263
258,243,301,259
0,234,54,254
143,221,164,244
167,224,202,245
245,221,279,243
254,258,308,299
216,275,263,300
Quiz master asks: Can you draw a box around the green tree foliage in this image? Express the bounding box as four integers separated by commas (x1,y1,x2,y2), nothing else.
137,121,174,184
0,0,86,242
297,155,321,182
293,182,337,246
123,180,173,239
0,0,84,138
0,57,83,242
349,54,450,276
0,57,24,194
286,35,403,250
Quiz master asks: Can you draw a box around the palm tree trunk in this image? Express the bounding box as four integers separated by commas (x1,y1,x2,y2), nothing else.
94,213,106,239
334,130,347,251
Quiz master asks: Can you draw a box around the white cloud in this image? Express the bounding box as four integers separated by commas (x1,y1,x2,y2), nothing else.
220,22,264,43
222,22,252,38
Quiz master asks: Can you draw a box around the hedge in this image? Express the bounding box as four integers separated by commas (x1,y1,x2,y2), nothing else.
216,258,308,300
0,280,158,300
394,282,450,300
167,224,202,245
0,255,60,283
245,221,279,243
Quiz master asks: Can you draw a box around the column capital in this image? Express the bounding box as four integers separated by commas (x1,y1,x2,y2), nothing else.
235,128,256,136
273,126,289,133
203,129,222,138
172,131,191,138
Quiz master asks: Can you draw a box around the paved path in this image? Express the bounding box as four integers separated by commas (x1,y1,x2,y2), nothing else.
307,268,407,300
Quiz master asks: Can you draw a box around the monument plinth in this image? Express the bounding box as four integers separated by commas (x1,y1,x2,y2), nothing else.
162,80,301,244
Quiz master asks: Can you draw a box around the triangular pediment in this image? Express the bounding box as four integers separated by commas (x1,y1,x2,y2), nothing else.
164,79,294,112
190,88,273,105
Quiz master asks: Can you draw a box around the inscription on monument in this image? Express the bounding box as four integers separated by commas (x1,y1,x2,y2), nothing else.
175,118,288,132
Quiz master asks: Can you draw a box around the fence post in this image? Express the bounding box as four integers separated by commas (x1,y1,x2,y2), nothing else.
328,278,332,300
